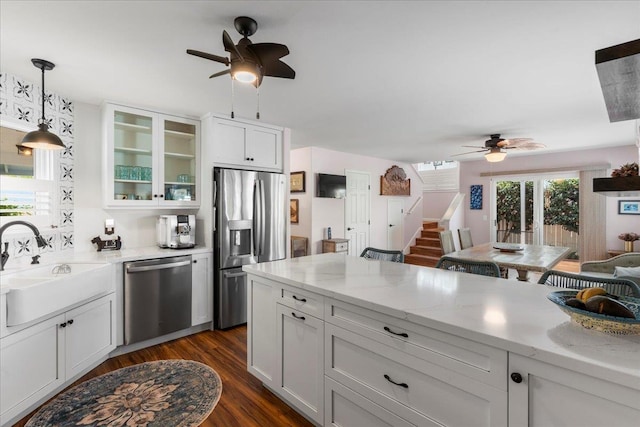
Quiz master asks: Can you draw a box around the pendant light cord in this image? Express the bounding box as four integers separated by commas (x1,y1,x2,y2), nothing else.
231,78,235,119
40,65,46,125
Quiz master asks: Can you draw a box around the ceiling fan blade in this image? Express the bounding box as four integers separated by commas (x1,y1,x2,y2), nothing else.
461,145,487,149
209,69,231,79
223,30,244,61
248,43,290,61
512,142,547,151
186,49,229,66
451,149,488,157
262,60,295,79
499,138,534,148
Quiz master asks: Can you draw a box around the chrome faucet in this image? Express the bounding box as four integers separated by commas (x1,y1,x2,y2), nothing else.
0,220,48,271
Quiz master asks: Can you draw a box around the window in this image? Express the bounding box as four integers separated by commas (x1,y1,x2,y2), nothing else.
0,119,57,229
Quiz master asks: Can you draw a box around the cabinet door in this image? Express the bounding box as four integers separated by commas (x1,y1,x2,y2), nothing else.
247,275,278,386
276,303,324,425
192,252,213,326
246,125,282,170
0,314,64,425
65,294,116,380
159,114,200,207
104,104,158,207
213,119,249,166
509,354,640,427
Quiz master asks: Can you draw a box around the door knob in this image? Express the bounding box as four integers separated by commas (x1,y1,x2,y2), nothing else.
347,227,353,231
389,224,394,227
510,372,523,383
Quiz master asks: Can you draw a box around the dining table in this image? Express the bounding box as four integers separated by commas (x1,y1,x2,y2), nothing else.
446,242,572,281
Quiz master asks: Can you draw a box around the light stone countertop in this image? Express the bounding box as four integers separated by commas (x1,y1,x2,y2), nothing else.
0,246,212,295
244,253,640,391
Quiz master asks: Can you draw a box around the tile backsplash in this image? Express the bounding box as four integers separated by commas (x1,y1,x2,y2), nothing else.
1,70,74,262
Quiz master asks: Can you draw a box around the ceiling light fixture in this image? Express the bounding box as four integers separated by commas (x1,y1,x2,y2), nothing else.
21,58,65,150
484,147,507,162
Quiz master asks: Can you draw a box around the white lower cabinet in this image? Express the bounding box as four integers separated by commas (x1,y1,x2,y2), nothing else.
247,275,279,387
325,377,417,427
191,252,213,326
325,323,507,427
276,304,324,425
509,354,640,427
0,293,115,427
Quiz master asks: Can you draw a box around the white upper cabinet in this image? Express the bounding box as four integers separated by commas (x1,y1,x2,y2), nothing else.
205,115,283,172
102,103,200,208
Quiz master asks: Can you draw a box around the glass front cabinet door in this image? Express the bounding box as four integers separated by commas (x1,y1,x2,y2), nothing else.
103,104,200,208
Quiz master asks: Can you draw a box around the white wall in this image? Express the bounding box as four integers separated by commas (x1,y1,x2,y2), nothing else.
459,144,639,253
423,191,457,219
291,146,423,255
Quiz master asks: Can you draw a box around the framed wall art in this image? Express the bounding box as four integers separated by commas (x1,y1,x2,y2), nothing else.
290,171,306,193
470,185,483,210
618,200,640,215
290,199,299,223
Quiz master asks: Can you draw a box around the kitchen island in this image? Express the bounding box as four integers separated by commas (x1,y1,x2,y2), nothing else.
244,253,640,427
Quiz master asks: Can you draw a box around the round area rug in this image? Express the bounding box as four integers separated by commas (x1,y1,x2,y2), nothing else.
26,359,222,427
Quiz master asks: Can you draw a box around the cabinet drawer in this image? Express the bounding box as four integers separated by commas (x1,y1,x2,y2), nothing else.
326,323,507,427
326,298,506,390
280,285,324,319
334,242,348,252
325,377,438,427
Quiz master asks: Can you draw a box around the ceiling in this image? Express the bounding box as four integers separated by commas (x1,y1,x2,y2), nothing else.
1,1,639,163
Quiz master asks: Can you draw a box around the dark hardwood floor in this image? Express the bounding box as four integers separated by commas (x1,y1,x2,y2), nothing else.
14,327,313,427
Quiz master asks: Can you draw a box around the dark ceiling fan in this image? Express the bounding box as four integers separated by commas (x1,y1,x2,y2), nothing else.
453,134,546,162
186,16,295,88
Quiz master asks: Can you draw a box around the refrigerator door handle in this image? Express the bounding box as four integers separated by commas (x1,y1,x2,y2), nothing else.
259,179,267,256
212,181,217,232
253,180,261,256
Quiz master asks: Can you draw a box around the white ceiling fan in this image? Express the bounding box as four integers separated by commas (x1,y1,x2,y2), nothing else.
453,134,546,162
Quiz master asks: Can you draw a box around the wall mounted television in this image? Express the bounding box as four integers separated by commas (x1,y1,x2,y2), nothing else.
316,173,346,199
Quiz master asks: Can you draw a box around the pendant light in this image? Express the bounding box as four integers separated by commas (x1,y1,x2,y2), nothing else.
20,58,65,150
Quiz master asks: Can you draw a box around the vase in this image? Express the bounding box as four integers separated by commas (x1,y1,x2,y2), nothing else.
624,241,634,252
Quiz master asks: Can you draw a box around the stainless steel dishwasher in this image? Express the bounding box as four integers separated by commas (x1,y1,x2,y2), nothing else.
124,255,192,345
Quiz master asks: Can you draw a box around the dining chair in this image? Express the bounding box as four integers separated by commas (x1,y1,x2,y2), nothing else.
360,247,404,263
435,256,502,278
439,230,456,255
537,270,640,298
458,228,474,250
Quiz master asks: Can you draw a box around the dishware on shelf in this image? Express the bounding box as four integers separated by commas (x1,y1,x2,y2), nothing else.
177,174,192,183
142,167,152,181
547,290,640,334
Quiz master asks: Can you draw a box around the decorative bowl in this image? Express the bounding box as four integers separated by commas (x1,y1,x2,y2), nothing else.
547,290,640,335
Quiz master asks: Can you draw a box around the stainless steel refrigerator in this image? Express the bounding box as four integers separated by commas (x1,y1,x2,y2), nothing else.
213,167,287,329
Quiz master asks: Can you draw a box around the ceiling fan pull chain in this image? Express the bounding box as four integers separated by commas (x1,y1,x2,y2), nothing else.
231,78,235,119
256,85,260,120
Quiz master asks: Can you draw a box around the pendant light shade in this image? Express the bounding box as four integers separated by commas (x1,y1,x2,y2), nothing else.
21,58,65,150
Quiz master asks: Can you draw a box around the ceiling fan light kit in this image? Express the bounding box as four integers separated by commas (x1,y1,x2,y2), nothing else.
21,58,66,150
484,148,507,162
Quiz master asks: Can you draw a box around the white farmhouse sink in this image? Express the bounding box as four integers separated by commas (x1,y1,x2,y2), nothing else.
2,263,113,326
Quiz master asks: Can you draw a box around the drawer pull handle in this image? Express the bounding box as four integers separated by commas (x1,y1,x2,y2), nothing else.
384,326,408,338
384,374,408,389
292,295,307,303
291,312,306,321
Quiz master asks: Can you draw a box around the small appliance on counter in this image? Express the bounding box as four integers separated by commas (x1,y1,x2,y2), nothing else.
157,214,196,248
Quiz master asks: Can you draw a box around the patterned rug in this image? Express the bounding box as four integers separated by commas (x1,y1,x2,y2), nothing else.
26,359,222,427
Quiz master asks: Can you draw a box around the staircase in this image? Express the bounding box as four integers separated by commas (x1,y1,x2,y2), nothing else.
404,221,443,267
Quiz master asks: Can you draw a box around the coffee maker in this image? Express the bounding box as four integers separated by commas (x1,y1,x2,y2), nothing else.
156,214,196,248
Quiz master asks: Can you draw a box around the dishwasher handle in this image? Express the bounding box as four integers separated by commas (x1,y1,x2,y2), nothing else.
223,270,247,279
126,259,191,273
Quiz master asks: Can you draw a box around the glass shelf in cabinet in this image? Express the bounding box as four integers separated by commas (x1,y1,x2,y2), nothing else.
114,146,153,155
114,121,152,132
164,151,195,159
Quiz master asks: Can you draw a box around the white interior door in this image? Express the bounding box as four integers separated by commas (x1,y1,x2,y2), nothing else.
345,170,370,256
387,199,404,250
